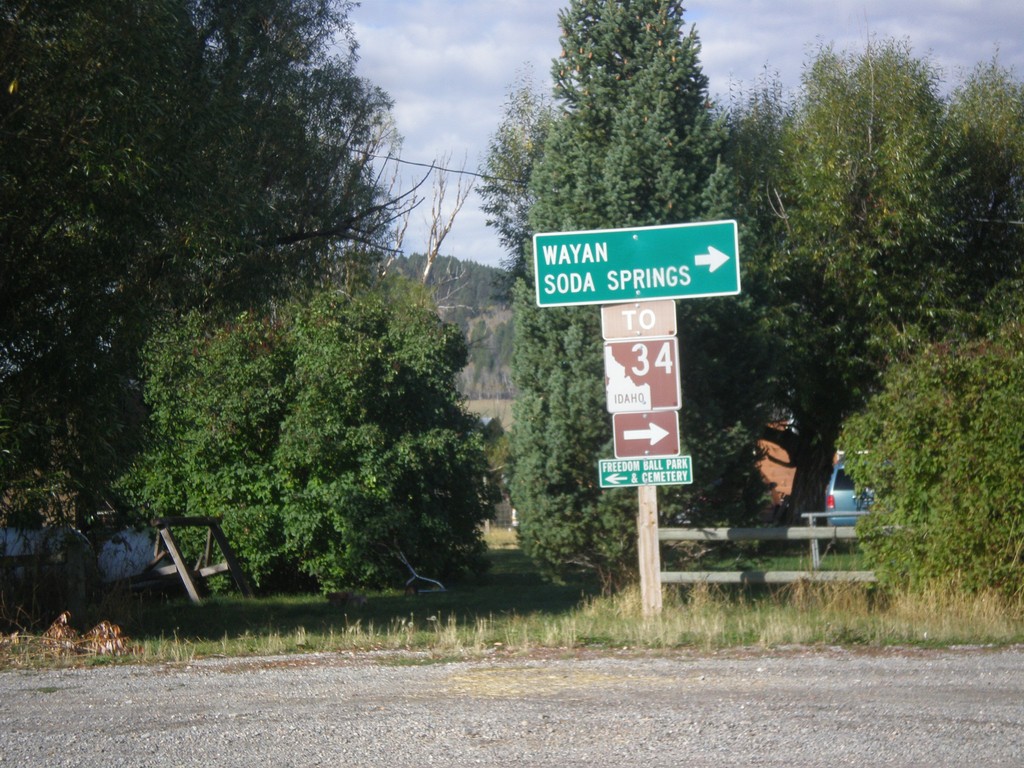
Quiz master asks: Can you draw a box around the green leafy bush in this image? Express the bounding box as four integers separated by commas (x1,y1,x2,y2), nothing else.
122,283,494,591
842,322,1024,595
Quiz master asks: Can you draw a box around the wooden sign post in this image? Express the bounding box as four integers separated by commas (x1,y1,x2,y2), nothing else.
600,300,681,617
533,221,741,618
637,484,662,615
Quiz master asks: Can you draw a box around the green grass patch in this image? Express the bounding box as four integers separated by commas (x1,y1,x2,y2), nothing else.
118,542,599,661
4,534,1024,668
121,538,1024,660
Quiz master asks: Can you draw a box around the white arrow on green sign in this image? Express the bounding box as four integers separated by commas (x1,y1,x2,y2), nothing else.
533,220,740,307
599,455,693,488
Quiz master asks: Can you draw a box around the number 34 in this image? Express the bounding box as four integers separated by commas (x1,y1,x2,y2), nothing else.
630,341,674,377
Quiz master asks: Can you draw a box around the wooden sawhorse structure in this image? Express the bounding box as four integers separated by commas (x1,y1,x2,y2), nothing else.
139,517,254,604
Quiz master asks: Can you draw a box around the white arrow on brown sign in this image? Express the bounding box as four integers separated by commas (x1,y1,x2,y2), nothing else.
612,410,680,459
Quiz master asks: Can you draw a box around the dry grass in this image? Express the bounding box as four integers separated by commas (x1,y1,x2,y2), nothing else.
555,580,1024,652
0,610,138,667
4,543,1023,669
465,399,514,426
482,527,519,550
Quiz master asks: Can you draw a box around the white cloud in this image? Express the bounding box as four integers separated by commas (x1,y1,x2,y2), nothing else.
352,0,1024,268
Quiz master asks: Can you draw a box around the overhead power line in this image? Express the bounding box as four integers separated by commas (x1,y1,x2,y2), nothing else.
366,153,528,186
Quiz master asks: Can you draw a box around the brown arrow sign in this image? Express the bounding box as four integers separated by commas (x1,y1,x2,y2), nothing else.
613,411,680,459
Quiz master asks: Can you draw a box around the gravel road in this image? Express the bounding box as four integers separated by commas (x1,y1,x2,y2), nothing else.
2,646,1022,766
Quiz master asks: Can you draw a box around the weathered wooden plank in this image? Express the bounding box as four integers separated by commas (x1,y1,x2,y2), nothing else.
158,526,203,604
135,559,228,582
208,523,255,598
147,564,180,578
196,562,231,578
660,570,877,584
1,552,66,566
660,526,858,542
151,516,219,528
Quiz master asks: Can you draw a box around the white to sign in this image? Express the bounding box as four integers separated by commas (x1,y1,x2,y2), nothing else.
601,300,676,339
599,455,693,488
613,411,680,459
604,336,681,412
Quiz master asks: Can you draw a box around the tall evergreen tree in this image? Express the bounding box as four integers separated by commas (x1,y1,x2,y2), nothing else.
510,0,768,586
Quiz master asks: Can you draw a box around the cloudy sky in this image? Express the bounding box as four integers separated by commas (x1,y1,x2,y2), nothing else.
351,1,1024,268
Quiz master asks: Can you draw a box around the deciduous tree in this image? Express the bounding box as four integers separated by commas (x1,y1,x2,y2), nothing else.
731,41,1024,515
841,321,1024,596
479,68,555,287
0,0,402,526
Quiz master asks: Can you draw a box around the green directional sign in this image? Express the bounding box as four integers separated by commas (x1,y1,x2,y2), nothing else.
533,220,739,307
599,455,693,488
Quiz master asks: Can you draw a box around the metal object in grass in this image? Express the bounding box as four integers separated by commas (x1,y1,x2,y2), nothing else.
396,550,446,594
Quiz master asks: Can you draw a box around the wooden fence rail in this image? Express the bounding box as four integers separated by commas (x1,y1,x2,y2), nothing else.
659,525,876,585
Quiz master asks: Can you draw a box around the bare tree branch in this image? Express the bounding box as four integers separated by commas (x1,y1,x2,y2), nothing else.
421,153,474,286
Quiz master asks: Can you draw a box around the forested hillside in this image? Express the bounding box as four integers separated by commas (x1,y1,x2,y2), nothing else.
388,255,514,400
